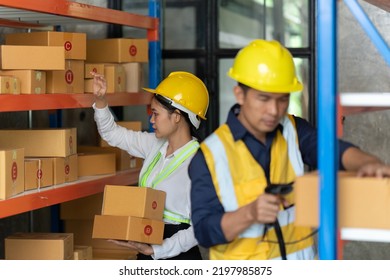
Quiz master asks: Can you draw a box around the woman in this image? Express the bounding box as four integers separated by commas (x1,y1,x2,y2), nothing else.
92,71,209,260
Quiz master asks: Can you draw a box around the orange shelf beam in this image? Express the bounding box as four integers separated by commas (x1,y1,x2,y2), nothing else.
0,168,140,219
0,92,152,112
0,0,158,30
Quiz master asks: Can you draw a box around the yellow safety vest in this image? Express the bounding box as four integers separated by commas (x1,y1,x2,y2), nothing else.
200,115,315,260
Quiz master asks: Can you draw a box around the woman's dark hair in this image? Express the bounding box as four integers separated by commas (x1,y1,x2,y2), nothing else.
154,94,203,141
238,82,250,94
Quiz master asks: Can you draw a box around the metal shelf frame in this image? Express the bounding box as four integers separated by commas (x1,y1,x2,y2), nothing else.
317,0,390,260
0,1,162,219
0,169,140,219
0,0,158,39
0,92,153,112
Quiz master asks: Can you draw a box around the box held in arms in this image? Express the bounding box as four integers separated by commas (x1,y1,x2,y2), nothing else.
102,185,166,220
92,214,164,245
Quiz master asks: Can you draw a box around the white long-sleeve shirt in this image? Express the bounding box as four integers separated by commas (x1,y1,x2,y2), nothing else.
93,104,199,259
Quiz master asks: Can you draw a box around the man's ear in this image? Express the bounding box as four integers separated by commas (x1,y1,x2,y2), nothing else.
233,85,245,105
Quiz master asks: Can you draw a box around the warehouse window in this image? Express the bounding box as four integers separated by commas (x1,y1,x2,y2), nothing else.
123,0,315,135
219,0,309,48
218,0,312,124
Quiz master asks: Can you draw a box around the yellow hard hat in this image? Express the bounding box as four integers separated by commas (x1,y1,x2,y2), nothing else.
143,71,209,129
227,39,303,93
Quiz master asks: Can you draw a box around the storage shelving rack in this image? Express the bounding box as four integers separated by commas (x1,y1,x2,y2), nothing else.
0,0,161,218
318,0,390,260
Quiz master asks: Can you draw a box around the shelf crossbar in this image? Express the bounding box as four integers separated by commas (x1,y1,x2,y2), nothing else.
0,169,140,219
0,92,152,112
0,0,158,30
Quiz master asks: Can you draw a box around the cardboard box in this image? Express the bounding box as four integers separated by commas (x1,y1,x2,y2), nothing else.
5,232,74,260
0,148,24,200
0,128,77,157
61,193,103,220
78,145,143,171
99,121,142,147
295,171,390,229
46,60,85,93
85,63,105,78
24,157,54,191
6,31,87,60
0,45,65,70
78,152,116,177
102,185,166,220
92,214,164,245
122,62,143,92
63,219,125,249
51,154,78,185
0,70,45,94
0,75,20,94
104,64,126,93
87,38,148,63
73,245,93,260
84,63,126,93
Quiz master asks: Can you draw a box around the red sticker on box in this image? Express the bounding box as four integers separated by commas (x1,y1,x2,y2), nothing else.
65,164,70,175
11,162,17,182
144,225,153,236
65,70,74,84
37,169,42,179
152,201,157,210
64,41,72,51
129,45,137,56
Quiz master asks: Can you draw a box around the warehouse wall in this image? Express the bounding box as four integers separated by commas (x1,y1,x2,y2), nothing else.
339,1,390,259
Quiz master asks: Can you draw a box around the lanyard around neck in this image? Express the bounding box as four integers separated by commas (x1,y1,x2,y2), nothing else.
140,141,199,188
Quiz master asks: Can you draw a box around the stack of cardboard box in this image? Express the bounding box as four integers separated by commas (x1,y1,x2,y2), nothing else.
85,38,148,93
0,39,65,94
61,192,138,259
0,128,78,194
92,185,166,246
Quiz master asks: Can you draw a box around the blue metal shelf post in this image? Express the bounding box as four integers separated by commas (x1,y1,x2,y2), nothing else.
343,0,390,66
317,0,339,260
149,0,162,89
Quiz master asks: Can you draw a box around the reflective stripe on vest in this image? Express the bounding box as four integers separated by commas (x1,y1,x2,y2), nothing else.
139,140,199,224
164,209,191,224
280,116,304,176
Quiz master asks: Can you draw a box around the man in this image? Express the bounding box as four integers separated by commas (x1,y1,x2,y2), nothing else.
189,39,390,260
